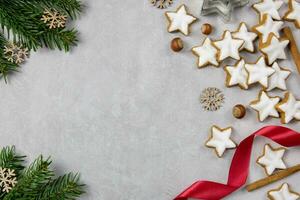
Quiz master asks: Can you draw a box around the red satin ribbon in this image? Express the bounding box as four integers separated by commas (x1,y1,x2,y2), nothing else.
174,126,300,200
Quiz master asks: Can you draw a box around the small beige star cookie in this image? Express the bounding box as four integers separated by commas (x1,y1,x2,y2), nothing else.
232,22,258,52
250,90,280,121
253,0,284,20
276,92,300,124
284,0,300,29
252,14,284,44
245,56,275,87
205,125,237,158
165,5,197,36
268,183,300,200
267,62,291,91
260,34,289,65
192,38,219,68
213,30,244,61
257,144,287,175
224,59,249,89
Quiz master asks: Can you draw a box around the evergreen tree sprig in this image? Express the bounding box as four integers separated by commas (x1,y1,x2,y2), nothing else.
0,146,85,200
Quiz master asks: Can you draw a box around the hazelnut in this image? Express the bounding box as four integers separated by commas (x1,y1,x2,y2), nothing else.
233,104,246,119
201,23,213,35
171,37,183,52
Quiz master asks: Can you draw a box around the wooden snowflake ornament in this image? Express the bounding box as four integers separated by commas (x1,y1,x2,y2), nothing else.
3,43,29,64
151,0,173,9
0,167,17,193
200,87,225,111
41,9,67,29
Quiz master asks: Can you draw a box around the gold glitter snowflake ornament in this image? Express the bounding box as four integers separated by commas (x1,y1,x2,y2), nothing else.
200,87,225,111
150,0,173,9
0,167,17,193
41,9,67,29
3,43,29,64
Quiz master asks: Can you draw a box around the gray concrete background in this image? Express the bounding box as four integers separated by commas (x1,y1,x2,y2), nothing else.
0,0,300,199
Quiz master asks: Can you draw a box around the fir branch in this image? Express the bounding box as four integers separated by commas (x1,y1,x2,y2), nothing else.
38,173,85,200
0,0,81,51
0,146,25,176
4,156,54,200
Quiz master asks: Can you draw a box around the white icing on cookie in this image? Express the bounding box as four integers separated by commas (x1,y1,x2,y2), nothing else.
245,56,275,87
253,14,284,43
267,62,291,91
257,144,287,175
205,126,236,157
225,59,248,89
213,31,244,61
284,0,300,28
268,183,300,200
250,91,280,121
192,38,219,68
253,0,284,20
277,92,300,123
261,34,289,65
232,23,258,52
165,5,197,36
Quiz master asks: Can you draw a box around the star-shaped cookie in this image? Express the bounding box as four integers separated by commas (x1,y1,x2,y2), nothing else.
245,56,275,87
213,31,244,61
284,0,300,29
165,5,197,36
192,38,219,68
253,0,284,20
268,183,300,200
224,59,249,89
252,14,284,44
257,144,287,175
276,92,300,124
232,22,258,52
250,90,280,121
267,62,291,91
205,125,237,158
260,34,289,65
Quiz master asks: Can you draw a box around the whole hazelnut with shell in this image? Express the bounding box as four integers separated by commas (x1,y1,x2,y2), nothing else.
171,37,183,52
201,23,213,35
233,104,246,119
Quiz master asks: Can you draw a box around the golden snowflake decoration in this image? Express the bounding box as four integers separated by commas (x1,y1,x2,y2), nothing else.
150,0,173,9
3,43,29,64
0,167,17,193
41,9,67,29
200,87,225,111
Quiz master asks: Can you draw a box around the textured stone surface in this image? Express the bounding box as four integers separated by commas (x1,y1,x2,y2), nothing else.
0,0,300,199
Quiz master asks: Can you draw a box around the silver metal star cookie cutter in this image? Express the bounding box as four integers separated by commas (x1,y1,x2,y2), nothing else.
201,0,249,21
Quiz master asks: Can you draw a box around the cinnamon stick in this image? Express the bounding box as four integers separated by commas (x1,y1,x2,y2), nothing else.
246,164,300,192
283,27,300,74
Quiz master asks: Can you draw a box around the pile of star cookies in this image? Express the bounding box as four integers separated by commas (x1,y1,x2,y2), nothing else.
165,1,300,124
205,125,300,199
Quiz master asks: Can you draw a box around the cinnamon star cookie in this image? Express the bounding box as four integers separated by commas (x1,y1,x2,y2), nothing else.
245,56,275,87
284,0,300,29
268,183,300,200
260,34,289,65
232,22,258,52
192,38,219,68
213,30,244,61
224,59,249,89
205,125,237,158
250,90,280,121
165,5,197,36
276,92,300,124
267,62,291,91
253,0,283,20
257,144,287,175
252,14,284,44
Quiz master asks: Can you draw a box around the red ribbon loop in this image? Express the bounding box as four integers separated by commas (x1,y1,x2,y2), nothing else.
174,126,300,200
